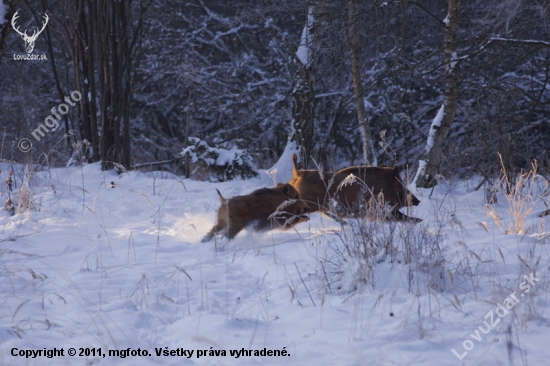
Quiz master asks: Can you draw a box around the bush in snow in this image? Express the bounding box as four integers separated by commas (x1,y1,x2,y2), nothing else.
484,160,550,235
1,167,36,216
320,197,447,294
66,140,92,167
181,137,258,182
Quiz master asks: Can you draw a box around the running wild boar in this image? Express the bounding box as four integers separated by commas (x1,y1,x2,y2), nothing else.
289,154,420,221
202,183,311,242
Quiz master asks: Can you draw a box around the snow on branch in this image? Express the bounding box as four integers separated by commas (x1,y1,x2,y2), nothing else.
296,7,315,67
484,37,550,49
450,36,550,65
182,137,258,182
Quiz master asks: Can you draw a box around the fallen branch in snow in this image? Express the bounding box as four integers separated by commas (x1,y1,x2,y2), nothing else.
132,158,179,170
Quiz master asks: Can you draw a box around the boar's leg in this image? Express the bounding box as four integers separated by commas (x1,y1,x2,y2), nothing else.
391,209,422,223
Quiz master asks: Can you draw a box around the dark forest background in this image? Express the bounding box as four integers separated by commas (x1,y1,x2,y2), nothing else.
1,0,549,184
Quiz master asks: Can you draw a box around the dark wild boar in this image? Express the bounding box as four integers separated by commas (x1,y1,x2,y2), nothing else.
289,155,336,212
289,153,421,222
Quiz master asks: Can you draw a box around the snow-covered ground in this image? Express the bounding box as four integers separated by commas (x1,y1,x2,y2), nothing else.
1,162,549,365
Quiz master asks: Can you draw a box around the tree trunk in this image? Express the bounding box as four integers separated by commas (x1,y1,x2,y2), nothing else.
120,0,131,169
414,0,461,188
290,7,316,169
94,0,133,170
86,0,100,161
97,1,111,169
184,83,192,179
38,0,72,152
348,0,376,166
73,0,89,150
0,0,18,56
108,0,122,169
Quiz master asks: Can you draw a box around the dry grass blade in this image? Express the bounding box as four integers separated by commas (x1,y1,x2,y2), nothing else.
485,204,503,231
478,221,490,232
12,300,29,321
138,191,154,208
175,266,192,281
294,262,316,307
516,254,530,270
178,180,187,191
498,248,505,263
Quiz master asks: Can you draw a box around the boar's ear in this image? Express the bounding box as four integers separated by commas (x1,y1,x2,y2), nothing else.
410,193,421,206
292,154,300,175
392,165,405,182
283,184,291,195
397,191,405,206
283,184,296,197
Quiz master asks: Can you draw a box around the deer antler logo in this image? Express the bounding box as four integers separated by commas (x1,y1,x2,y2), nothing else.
11,11,49,54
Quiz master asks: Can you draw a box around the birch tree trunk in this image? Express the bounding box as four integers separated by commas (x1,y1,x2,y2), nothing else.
414,0,461,188
290,7,316,169
267,6,318,181
348,0,376,166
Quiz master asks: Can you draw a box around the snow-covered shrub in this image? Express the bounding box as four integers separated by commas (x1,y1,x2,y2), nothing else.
66,140,92,167
2,170,16,216
320,197,447,294
1,166,37,216
398,222,447,292
181,137,258,182
330,216,399,293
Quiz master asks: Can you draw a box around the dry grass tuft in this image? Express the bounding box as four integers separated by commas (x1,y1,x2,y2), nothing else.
485,157,549,235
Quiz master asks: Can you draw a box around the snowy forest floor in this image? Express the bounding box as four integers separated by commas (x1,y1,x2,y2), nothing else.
1,163,549,366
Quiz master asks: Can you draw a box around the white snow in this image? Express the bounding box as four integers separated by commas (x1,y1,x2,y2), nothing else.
413,104,445,188
265,140,299,184
451,51,458,69
1,161,550,365
490,37,550,46
296,7,314,67
182,138,254,169
426,104,445,152
412,159,426,191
